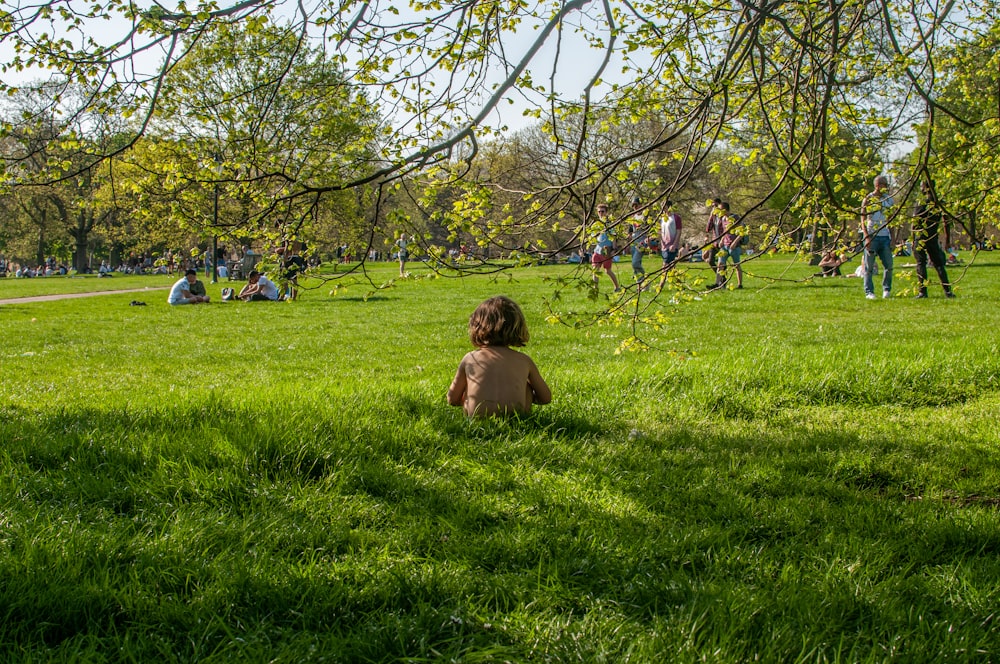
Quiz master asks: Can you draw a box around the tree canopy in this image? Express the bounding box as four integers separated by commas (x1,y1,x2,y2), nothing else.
3,0,999,286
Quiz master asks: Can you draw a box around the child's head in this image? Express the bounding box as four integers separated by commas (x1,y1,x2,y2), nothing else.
468,296,529,348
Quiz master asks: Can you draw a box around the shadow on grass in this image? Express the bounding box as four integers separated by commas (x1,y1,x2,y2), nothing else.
327,294,395,303
2,401,998,660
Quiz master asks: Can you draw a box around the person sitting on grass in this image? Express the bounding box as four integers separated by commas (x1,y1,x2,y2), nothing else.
447,295,552,418
167,269,211,305
814,249,846,277
238,270,280,302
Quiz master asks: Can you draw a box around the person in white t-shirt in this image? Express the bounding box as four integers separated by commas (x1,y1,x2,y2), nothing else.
657,200,683,292
238,270,280,301
860,174,895,299
168,269,211,305
396,234,413,276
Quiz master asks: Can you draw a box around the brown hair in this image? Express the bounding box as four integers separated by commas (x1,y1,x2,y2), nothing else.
468,296,529,347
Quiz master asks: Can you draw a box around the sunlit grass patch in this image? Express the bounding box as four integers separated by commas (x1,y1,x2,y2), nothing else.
1,256,999,661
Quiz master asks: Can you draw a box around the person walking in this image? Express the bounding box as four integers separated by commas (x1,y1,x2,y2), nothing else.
396,234,412,276
704,198,724,269
590,203,621,292
911,179,955,299
712,203,744,289
627,197,649,289
657,200,683,292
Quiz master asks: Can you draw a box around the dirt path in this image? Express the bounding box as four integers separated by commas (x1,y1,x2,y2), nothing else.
0,286,170,306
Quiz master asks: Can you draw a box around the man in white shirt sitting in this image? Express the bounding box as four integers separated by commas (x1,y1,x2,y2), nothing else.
168,269,211,305
238,270,280,302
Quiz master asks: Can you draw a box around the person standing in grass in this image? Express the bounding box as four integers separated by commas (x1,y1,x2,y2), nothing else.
396,234,412,276
167,269,211,305
911,179,955,299
704,197,724,268
713,203,744,289
448,296,552,418
627,197,648,288
657,199,683,292
590,203,621,292
861,174,895,299
280,243,307,301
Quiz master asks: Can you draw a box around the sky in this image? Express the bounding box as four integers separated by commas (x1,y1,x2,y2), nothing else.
0,0,626,134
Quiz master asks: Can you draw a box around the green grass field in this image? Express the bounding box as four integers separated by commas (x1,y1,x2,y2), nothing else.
1,252,998,662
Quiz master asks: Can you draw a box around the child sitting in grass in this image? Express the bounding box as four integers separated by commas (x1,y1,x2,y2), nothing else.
448,296,552,418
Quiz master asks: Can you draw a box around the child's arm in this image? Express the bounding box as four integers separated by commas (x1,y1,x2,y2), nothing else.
527,359,552,405
447,361,468,407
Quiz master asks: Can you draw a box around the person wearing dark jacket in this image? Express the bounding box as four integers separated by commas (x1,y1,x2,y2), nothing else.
912,179,955,299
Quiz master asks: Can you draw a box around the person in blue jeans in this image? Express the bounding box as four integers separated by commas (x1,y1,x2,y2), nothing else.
657,200,683,292
627,198,649,289
861,175,895,299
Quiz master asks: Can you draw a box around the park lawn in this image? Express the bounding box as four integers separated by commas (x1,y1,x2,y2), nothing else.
1,252,998,662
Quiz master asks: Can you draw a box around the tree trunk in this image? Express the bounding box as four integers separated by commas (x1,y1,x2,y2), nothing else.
807,214,823,265
35,227,45,267
69,209,95,273
74,234,90,273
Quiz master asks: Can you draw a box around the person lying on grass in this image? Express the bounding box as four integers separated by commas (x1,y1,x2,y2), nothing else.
448,296,552,418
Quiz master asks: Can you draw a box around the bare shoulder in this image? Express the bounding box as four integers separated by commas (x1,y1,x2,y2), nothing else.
474,346,536,366
494,346,528,356
506,347,539,368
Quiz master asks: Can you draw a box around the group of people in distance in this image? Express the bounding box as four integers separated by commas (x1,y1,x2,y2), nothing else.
162,180,958,422
448,196,696,421
167,241,307,306
588,196,742,293
167,269,281,305
448,176,959,421
588,174,957,300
